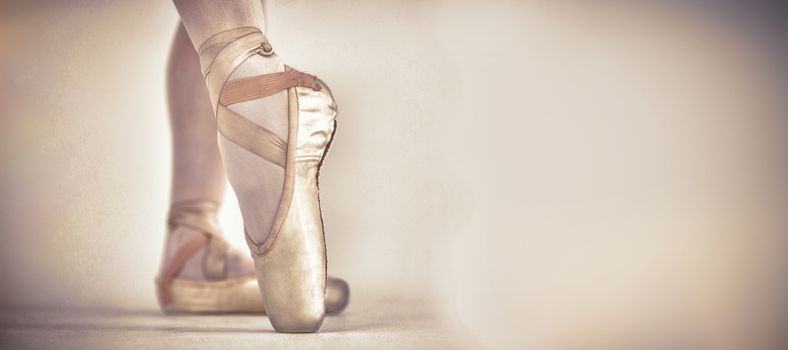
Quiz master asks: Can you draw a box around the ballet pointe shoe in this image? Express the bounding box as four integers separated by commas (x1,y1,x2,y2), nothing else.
156,199,262,314
156,200,350,315
197,27,342,332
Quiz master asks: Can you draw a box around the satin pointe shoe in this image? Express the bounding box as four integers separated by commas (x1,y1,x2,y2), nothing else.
197,27,341,332
156,199,350,314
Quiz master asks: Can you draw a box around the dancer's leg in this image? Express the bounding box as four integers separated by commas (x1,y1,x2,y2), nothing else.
161,23,253,280
173,0,288,245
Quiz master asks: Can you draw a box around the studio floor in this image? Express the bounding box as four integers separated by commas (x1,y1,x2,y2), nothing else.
0,296,477,350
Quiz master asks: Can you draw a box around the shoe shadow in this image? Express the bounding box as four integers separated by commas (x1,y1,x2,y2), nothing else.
1,307,397,335
0,308,277,334
0,322,276,334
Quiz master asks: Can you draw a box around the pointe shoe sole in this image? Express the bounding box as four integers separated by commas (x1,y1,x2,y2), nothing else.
157,276,350,315
158,276,261,314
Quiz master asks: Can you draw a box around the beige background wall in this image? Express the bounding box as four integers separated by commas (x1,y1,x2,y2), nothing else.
1,1,787,348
